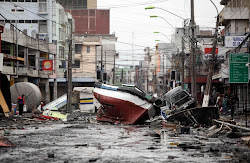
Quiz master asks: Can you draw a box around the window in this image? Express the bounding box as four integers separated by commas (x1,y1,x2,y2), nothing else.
59,28,65,40
25,20,31,23
52,1,56,16
39,20,47,33
31,20,38,23
72,60,80,68
52,21,56,36
39,0,47,13
75,44,82,54
19,20,24,23
59,46,64,59
87,46,90,53
59,9,65,25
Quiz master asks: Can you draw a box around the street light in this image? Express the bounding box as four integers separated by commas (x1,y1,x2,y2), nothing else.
153,31,172,42
147,6,187,90
150,15,175,30
145,6,185,20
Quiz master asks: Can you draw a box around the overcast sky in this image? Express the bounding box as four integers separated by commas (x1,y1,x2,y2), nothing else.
97,0,224,67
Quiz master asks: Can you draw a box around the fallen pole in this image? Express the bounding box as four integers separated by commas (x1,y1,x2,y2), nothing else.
213,119,250,132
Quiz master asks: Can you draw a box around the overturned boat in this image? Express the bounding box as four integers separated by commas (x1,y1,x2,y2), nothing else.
93,84,162,125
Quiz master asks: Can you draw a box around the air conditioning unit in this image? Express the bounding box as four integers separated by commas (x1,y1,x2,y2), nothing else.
52,40,57,44
38,33,48,41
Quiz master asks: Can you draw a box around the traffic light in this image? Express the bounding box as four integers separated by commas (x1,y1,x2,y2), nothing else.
97,69,101,80
64,70,67,78
103,72,107,81
171,71,176,80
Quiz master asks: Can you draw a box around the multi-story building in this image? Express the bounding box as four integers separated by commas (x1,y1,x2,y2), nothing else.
0,0,75,101
52,2,75,76
216,0,250,102
1,26,57,104
0,0,54,42
55,34,116,97
55,0,117,92
157,43,177,95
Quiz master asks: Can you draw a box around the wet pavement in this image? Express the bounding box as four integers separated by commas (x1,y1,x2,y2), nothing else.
0,113,249,163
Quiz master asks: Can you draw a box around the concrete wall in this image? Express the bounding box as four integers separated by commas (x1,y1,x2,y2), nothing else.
66,9,110,34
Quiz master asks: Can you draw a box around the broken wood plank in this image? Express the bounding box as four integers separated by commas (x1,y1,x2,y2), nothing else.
0,90,10,117
213,119,250,132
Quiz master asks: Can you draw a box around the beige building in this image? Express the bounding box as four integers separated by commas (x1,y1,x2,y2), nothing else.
69,34,117,89
73,36,101,79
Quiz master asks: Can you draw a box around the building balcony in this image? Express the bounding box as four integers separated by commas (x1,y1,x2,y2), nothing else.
27,68,39,77
18,67,28,75
219,7,249,25
39,70,52,78
2,66,16,75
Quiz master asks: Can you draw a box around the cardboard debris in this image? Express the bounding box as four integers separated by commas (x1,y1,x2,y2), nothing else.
42,110,68,121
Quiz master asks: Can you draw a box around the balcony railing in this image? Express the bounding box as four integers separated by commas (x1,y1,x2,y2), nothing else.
220,7,249,24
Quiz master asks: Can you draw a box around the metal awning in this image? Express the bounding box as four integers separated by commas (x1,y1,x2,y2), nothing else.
49,78,95,83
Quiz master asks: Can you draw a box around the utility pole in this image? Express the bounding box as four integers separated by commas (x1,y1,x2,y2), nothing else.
181,20,187,89
154,66,157,93
163,53,165,94
101,45,103,82
113,53,116,84
202,1,219,107
15,5,18,76
190,0,197,102
181,37,185,89
67,20,73,113
121,68,123,83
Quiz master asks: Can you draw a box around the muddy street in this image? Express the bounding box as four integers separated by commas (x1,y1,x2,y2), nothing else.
0,114,249,163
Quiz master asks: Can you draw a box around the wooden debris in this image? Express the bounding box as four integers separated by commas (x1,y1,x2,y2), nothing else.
213,119,250,132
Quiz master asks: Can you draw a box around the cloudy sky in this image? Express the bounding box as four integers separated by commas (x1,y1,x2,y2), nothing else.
97,0,224,67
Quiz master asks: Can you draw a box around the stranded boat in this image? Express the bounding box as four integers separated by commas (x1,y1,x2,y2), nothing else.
93,84,162,125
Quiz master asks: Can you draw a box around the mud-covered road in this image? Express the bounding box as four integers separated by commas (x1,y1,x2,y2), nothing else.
0,114,249,163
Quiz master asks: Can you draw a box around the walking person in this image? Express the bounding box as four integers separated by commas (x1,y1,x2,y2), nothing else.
216,94,223,111
17,94,25,116
229,94,239,119
222,94,228,114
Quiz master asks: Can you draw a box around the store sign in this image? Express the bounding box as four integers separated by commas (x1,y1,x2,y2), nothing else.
204,48,218,54
225,36,247,48
229,53,249,83
203,47,224,60
42,60,53,71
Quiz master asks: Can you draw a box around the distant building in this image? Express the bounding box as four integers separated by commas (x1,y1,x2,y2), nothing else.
57,0,109,35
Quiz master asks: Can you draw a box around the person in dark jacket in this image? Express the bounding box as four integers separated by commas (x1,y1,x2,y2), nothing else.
17,95,25,116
